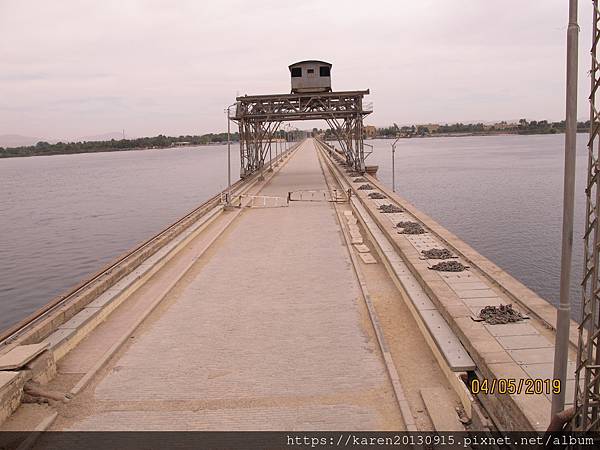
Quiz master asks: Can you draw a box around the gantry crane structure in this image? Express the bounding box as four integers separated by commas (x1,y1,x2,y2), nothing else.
230,90,372,177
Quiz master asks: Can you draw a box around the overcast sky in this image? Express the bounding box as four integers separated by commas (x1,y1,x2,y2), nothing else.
0,0,594,140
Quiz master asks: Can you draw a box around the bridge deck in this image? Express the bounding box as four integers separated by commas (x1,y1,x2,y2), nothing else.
49,139,405,431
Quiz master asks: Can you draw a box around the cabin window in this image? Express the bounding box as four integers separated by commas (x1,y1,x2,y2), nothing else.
307,68,315,74
291,67,302,77
320,66,330,77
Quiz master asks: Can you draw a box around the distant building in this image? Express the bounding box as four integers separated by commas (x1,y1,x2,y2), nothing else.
172,141,190,147
494,121,517,130
416,123,440,133
363,125,377,138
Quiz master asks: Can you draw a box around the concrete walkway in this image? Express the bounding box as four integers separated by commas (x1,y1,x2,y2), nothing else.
57,139,403,430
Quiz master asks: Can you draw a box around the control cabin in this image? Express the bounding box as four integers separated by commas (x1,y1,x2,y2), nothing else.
289,60,332,94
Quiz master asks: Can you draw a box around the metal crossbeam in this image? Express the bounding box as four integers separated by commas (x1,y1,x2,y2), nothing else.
231,90,372,176
574,0,600,432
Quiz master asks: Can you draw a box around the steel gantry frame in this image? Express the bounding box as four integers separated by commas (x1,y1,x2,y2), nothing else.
575,0,600,432
231,90,372,177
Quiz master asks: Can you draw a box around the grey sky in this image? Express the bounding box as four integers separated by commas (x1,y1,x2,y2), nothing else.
0,0,593,140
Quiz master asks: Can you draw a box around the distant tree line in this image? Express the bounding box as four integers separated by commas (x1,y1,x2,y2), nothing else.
0,133,241,158
313,119,591,141
392,119,590,137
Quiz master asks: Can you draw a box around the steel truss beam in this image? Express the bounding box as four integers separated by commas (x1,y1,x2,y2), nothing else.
575,0,600,432
231,90,372,176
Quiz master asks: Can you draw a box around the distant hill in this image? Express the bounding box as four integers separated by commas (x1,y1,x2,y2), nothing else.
0,134,42,147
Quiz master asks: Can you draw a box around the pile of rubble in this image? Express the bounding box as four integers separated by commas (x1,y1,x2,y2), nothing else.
430,261,467,272
397,221,425,234
378,204,403,213
479,304,524,325
368,192,387,199
358,184,374,190
353,177,368,183
421,248,453,259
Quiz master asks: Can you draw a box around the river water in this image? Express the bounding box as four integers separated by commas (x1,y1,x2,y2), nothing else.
0,135,588,332
0,144,241,332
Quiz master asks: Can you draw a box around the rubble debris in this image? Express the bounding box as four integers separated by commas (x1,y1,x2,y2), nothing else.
421,248,453,259
378,204,404,213
397,221,425,234
357,184,374,190
353,177,368,183
430,261,467,272
368,192,387,199
478,304,524,325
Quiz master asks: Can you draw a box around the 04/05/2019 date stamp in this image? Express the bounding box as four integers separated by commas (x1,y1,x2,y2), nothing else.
470,378,561,395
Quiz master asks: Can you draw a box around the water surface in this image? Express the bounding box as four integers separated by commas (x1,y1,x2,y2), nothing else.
0,145,241,332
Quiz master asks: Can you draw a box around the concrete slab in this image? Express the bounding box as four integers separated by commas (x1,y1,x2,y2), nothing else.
43,328,74,349
0,343,49,370
446,281,490,291
0,371,19,388
87,287,122,308
358,252,377,264
439,273,477,282
351,236,363,245
497,335,553,350
349,231,362,240
421,310,476,371
522,362,576,380
354,244,370,253
454,289,499,299
508,348,555,365
484,323,539,337
420,387,464,431
59,307,101,330
461,297,503,308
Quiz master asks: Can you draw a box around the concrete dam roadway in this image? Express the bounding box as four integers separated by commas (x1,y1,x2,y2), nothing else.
0,138,580,436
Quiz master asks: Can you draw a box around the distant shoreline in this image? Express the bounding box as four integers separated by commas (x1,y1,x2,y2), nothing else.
0,134,241,159
0,143,238,159
368,130,588,140
0,130,586,160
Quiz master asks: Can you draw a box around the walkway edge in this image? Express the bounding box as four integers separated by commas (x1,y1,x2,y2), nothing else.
317,150,418,432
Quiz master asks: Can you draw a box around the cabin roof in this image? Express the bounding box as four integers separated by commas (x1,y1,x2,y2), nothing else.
288,60,332,70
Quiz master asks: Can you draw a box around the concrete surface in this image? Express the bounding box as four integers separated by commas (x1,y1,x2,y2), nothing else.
52,140,404,431
0,344,48,370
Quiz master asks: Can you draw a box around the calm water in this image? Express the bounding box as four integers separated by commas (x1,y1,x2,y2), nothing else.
0,135,588,333
0,145,241,332
368,134,587,320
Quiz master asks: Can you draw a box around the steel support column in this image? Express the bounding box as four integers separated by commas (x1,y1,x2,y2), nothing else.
231,90,372,176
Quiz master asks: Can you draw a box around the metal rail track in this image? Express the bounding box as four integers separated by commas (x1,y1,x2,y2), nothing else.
0,147,296,348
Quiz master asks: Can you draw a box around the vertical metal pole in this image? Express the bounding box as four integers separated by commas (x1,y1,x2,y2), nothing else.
552,0,579,416
227,106,232,205
392,143,396,192
392,136,400,193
